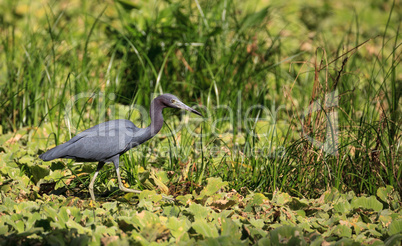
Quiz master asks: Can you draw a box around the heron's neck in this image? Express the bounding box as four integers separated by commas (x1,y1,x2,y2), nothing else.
146,98,165,138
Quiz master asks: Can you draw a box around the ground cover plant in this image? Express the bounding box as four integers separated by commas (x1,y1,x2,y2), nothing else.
0,0,401,244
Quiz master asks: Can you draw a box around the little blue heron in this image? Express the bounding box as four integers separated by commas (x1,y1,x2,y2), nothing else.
39,94,202,201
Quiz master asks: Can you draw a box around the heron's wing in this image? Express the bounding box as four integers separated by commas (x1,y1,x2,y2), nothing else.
40,119,142,162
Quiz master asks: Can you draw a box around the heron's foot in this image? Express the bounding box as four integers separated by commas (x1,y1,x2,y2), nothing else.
119,185,175,202
161,194,175,202
118,186,142,194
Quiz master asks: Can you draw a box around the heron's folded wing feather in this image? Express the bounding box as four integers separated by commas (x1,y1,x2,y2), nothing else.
41,120,140,162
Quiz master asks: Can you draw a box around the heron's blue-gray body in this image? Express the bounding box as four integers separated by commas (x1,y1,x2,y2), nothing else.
39,94,202,201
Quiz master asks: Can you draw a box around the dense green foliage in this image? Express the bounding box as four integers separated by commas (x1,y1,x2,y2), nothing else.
0,177,401,245
0,0,401,244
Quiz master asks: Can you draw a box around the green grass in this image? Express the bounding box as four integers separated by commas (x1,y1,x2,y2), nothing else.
0,0,401,244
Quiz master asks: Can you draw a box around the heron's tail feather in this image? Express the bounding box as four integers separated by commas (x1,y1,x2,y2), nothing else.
39,145,65,161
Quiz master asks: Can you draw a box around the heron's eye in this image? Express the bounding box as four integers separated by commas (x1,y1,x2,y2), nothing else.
171,99,176,103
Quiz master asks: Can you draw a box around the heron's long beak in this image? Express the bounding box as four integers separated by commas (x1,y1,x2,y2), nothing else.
174,101,203,117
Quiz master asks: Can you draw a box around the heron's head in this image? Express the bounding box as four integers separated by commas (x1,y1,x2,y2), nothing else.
158,94,203,117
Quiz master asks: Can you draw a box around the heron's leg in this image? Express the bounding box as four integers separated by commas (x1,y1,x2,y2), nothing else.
115,166,141,194
113,159,175,201
112,158,141,194
89,162,105,201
